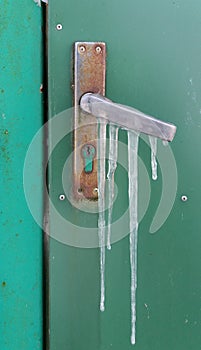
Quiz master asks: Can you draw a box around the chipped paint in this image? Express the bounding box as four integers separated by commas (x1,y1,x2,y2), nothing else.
39,84,43,93
34,0,48,6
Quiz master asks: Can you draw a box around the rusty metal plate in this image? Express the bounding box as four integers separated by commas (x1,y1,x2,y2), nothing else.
72,42,106,200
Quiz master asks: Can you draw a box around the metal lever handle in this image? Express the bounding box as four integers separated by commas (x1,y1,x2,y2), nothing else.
80,93,177,142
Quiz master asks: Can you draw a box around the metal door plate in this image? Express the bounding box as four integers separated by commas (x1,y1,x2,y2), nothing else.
72,42,106,200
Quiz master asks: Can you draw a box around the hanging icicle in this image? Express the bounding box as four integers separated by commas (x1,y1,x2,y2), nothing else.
98,119,107,312
107,124,119,250
149,135,158,180
96,124,163,344
127,130,139,345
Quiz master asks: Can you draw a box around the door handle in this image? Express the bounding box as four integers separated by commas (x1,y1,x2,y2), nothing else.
80,93,176,142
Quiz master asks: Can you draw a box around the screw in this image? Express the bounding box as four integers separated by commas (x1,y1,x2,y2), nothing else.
59,194,65,201
181,195,188,202
56,24,63,31
79,45,86,53
95,46,102,54
93,188,99,195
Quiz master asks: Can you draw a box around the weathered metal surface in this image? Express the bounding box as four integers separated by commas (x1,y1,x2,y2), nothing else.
72,42,106,200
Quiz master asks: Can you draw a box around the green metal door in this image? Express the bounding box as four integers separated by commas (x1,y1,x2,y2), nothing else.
48,1,201,349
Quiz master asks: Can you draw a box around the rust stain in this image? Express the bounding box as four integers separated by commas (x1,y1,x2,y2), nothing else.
1,146,10,162
73,42,106,200
2,281,6,287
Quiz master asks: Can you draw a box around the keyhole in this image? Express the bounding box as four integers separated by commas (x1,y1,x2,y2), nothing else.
81,144,96,173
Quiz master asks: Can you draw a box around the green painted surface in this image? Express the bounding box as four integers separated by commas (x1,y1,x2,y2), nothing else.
48,1,201,349
0,1,43,349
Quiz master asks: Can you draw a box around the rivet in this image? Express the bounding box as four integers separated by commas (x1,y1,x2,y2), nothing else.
181,195,188,202
59,194,65,201
56,23,63,31
79,45,86,53
95,46,102,54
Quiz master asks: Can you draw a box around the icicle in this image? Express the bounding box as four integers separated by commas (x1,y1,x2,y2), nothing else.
162,140,169,147
107,124,119,250
128,130,139,345
98,119,107,312
149,135,158,180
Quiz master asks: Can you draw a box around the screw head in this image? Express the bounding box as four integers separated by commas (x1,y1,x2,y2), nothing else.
93,188,99,195
181,195,188,202
56,23,63,31
59,194,65,201
79,45,86,53
95,46,102,54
